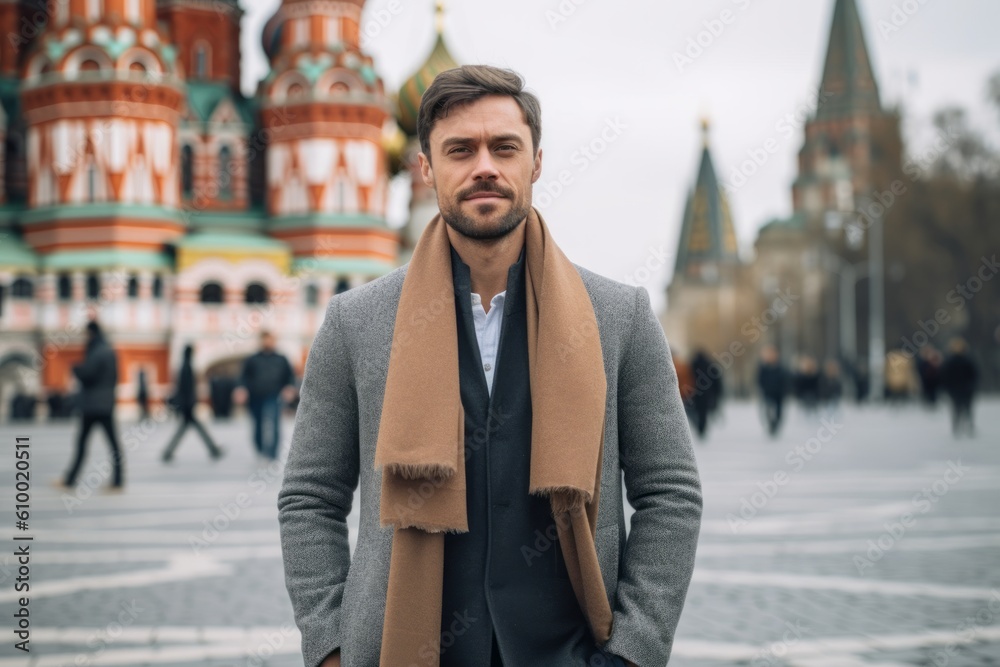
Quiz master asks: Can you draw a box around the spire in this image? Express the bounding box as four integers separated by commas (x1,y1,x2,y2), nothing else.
435,0,446,34
816,0,881,119
673,119,740,282
397,1,459,137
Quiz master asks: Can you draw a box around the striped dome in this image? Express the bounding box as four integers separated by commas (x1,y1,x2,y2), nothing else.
397,31,458,137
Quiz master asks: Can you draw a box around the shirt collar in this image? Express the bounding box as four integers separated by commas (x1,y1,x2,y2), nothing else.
450,242,526,317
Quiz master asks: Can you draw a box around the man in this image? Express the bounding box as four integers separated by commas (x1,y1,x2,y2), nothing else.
58,319,124,491
235,331,296,460
278,66,702,667
162,344,224,462
688,350,716,440
939,337,978,437
756,344,787,436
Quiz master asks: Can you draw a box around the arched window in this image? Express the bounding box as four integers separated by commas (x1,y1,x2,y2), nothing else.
80,59,101,73
127,275,139,298
335,278,350,294
57,273,72,300
200,281,224,304
194,43,210,79
245,283,268,304
181,144,194,198
152,274,163,299
218,145,233,200
305,283,319,307
11,276,33,299
85,273,100,299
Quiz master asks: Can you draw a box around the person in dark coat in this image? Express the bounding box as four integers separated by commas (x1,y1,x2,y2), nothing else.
58,319,124,491
756,345,787,436
916,344,942,407
939,337,979,437
794,355,821,412
819,359,843,413
234,331,296,460
162,344,223,462
689,350,718,440
136,368,150,421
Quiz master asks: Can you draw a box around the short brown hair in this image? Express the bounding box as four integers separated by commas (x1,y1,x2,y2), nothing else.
417,65,542,159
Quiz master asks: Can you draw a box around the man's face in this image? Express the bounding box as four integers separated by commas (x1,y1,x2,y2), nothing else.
419,94,542,241
261,334,275,352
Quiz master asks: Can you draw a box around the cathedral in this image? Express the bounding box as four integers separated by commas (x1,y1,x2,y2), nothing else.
0,0,456,417
662,0,904,394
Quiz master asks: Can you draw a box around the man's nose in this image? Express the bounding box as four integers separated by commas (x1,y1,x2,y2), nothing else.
471,148,500,180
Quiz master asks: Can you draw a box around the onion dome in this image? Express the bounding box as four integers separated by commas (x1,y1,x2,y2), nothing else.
397,1,458,137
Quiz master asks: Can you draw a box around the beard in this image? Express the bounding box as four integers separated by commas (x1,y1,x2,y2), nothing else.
438,182,531,241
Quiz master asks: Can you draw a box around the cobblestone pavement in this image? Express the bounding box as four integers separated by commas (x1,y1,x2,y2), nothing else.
0,398,997,666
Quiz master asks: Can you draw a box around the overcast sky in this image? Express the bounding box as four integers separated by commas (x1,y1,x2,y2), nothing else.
238,0,999,311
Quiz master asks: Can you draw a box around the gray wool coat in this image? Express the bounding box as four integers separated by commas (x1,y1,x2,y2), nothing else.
277,263,703,667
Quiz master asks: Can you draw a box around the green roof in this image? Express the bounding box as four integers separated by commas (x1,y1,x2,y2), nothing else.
0,233,38,270
292,257,396,278
185,81,254,125
172,231,289,251
42,249,172,271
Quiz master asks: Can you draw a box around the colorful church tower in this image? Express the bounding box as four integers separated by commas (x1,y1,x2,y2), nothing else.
259,0,398,284
18,0,185,394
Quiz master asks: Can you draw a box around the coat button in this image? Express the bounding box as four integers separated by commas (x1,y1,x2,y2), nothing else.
484,362,492,372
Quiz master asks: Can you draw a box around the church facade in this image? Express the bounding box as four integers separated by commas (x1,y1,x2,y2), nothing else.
0,0,445,417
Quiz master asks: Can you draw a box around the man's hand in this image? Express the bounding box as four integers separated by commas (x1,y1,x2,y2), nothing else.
320,650,341,667
281,385,297,403
232,387,248,405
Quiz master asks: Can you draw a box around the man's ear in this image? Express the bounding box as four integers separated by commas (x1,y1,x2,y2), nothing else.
418,152,435,189
530,148,543,184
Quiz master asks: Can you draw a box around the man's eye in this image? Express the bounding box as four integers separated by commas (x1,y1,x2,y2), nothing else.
449,147,471,154
496,145,516,152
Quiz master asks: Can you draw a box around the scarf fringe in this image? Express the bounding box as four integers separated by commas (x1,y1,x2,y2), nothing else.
383,463,454,482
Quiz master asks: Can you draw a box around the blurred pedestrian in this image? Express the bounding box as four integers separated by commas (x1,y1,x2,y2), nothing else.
819,360,843,413
885,350,917,403
852,360,870,404
916,344,942,407
136,368,150,421
57,319,123,491
794,355,821,412
162,344,223,462
939,337,979,438
689,350,718,440
756,344,787,436
234,331,296,460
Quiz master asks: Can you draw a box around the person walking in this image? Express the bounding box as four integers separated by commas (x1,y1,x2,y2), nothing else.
57,319,124,492
162,344,223,462
689,350,716,440
278,66,701,667
136,368,150,421
940,337,979,437
756,344,787,436
235,331,296,460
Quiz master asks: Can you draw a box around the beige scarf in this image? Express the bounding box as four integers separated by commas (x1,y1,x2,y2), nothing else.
374,206,612,665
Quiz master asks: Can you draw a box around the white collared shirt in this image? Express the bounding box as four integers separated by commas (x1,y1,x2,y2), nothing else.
470,290,506,396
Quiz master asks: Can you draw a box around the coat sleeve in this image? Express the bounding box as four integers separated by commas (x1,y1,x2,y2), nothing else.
277,296,360,667
602,286,703,667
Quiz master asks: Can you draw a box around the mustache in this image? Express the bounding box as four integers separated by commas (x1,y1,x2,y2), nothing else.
458,183,513,199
